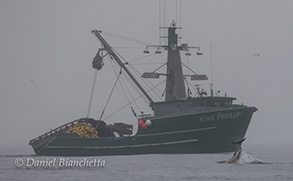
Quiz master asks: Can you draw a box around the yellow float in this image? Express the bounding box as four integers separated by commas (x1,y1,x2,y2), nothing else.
66,123,98,138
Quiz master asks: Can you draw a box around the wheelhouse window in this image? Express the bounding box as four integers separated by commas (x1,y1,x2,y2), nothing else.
206,100,232,107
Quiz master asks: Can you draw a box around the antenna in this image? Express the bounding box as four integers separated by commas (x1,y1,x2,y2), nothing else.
210,41,214,97
210,41,214,84
158,0,182,45
159,0,168,44
176,0,181,24
159,0,161,45
164,0,167,44
176,0,177,23
178,0,182,45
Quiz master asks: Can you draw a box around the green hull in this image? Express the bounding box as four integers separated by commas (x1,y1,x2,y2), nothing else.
31,107,255,156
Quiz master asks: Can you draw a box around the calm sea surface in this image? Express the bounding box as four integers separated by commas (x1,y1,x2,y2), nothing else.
1,144,292,181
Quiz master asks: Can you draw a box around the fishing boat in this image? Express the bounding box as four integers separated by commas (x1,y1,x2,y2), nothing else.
29,21,257,156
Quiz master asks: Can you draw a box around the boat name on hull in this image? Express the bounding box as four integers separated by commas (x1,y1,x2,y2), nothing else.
199,112,241,123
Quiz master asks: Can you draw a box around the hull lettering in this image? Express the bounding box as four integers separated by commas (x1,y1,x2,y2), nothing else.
199,112,241,123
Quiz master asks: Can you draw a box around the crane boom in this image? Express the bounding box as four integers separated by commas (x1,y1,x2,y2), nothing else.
91,30,154,106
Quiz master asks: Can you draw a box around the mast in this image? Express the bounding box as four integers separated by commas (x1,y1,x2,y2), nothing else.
165,22,186,101
142,21,205,101
92,30,154,106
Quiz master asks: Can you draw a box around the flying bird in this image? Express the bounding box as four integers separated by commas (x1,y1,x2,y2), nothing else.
253,53,260,56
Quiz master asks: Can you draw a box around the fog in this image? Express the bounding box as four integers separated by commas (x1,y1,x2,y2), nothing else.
1,0,292,153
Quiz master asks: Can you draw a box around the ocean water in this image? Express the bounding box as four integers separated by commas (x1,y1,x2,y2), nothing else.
1,144,292,181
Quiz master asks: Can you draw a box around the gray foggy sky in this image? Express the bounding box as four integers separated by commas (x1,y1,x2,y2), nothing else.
1,0,293,152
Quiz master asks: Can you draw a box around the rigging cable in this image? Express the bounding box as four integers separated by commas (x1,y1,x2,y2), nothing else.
152,62,167,73
111,47,145,49
182,55,203,96
109,56,141,114
86,70,98,118
132,61,167,100
103,79,166,121
121,66,151,106
128,64,163,100
99,64,122,120
102,31,153,46
182,58,203,94
112,48,158,103
189,80,198,93
113,48,166,100
181,61,199,75
185,52,190,96
127,54,167,100
127,52,157,63
130,62,165,65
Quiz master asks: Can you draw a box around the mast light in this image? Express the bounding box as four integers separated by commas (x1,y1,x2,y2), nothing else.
143,46,150,54
190,74,208,80
196,49,203,55
142,72,160,78
155,47,162,54
185,50,191,56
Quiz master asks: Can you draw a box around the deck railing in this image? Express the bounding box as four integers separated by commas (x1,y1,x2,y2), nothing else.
29,119,88,145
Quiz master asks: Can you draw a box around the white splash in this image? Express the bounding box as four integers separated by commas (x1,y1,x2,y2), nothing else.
237,151,263,164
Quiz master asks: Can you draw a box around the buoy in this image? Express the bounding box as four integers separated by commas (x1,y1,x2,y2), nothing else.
145,120,152,126
142,123,148,130
138,120,144,126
